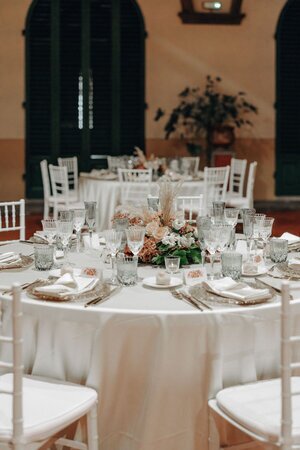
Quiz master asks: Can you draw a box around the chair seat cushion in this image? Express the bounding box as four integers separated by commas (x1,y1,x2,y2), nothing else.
216,377,300,444
0,374,97,444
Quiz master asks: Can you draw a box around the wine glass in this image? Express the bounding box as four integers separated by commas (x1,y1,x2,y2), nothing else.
104,229,122,284
56,219,74,262
196,216,211,267
41,219,57,245
84,201,97,247
72,209,86,252
202,225,222,280
243,214,254,260
125,226,146,259
259,217,274,261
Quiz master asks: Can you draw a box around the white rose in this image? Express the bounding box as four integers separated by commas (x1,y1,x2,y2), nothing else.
179,235,195,248
172,219,185,231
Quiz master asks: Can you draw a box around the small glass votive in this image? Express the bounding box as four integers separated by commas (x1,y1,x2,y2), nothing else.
116,255,138,286
269,238,288,263
221,251,243,280
164,256,180,274
34,244,54,271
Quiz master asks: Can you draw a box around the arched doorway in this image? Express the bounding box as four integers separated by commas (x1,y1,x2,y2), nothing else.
276,0,300,196
25,0,146,198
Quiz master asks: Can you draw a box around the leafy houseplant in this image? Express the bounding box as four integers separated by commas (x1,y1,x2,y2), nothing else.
155,75,258,165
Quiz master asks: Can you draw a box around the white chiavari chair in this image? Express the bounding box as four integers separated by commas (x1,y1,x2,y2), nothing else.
58,156,79,200
203,166,230,214
227,161,257,209
0,200,25,244
176,195,204,223
40,160,55,219
49,165,83,219
0,283,98,450
226,158,247,200
118,168,152,205
209,280,300,450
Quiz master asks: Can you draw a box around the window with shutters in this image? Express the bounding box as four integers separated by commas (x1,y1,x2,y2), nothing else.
276,0,300,195
25,0,146,198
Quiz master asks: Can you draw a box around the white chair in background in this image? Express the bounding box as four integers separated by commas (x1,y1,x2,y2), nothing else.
49,165,83,219
108,156,127,173
227,161,257,209
176,195,204,223
203,166,230,214
0,283,98,450
226,157,247,200
118,168,152,205
0,199,25,243
58,156,79,200
181,157,200,177
209,280,300,450
40,159,55,219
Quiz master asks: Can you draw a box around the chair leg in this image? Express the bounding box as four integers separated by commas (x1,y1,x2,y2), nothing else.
87,403,98,450
44,200,49,219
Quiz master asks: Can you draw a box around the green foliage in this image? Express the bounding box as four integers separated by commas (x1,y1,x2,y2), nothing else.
155,75,258,142
152,243,202,267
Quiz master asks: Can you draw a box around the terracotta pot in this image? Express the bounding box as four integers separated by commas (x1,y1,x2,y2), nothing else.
209,125,235,147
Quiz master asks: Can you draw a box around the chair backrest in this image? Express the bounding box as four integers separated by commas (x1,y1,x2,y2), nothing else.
40,160,51,199
203,166,230,212
49,165,69,200
228,158,247,197
107,156,127,173
280,281,300,449
57,156,78,193
245,161,257,208
0,200,25,243
118,169,152,205
0,283,23,445
176,195,204,222
181,157,200,176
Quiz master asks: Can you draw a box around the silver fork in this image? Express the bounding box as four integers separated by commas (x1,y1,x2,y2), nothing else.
172,289,203,311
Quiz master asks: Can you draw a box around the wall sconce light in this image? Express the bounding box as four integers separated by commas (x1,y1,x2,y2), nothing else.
179,0,246,24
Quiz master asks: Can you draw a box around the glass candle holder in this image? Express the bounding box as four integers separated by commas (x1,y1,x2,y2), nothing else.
164,256,180,274
221,251,243,280
34,244,54,271
269,238,288,263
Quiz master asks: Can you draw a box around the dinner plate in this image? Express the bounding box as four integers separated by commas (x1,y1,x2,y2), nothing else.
0,254,34,271
26,279,103,302
142,276,182,289
242,266,268,277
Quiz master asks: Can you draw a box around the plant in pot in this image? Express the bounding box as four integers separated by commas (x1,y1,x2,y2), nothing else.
154,75,258,165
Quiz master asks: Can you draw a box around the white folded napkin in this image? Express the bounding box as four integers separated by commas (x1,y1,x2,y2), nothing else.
202,277,271,302
280,232,300,244
288,258,300,271
83,233,100,249
0,252,22,265
34,273,98,298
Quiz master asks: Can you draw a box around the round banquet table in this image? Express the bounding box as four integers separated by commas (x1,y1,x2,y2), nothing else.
79,175,204,231
1,242,300,450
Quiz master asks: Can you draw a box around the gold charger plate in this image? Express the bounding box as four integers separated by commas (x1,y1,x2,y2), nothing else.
0,254,34,271
189,280,276,307
26,279,105,302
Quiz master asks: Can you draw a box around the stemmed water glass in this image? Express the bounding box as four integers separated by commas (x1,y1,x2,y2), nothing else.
56,219,74,262
243,214,254,260
125,226,146,259
202,225,222,280
84,201,97,247
259,217,274,261
196,216,211,267
41,219,57,246
72,209,86,252
104,229,122,284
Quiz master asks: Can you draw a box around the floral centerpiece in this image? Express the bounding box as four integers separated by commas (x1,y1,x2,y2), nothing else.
112,180,202,266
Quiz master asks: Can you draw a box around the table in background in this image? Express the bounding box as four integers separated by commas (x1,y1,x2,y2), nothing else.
0,243,299,450
79,175,204,231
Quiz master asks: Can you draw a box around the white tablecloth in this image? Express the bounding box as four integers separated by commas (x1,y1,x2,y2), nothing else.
1,243,300,450
79,176,204,231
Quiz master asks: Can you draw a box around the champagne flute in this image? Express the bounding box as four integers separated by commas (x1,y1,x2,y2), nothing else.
203,226,221,280
104,229,122,284
259,217,274,262
224,208,239,249
84,201,97,247
72,209,86,252
41,219,57,246
243,214,254,261
196,216,211,267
